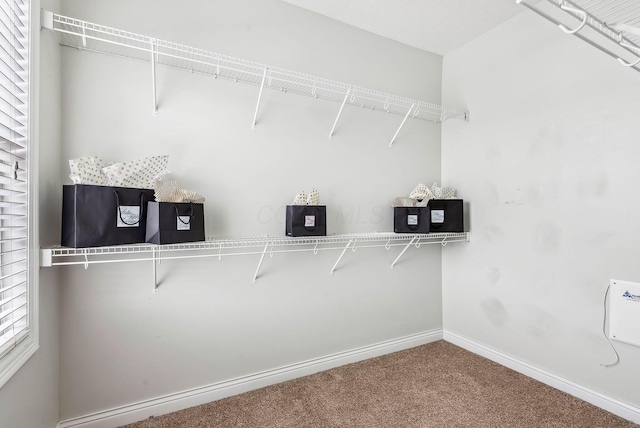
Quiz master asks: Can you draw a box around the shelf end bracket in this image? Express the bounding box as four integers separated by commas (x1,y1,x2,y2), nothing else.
389,103,415,147
152,247,159,293
330,239,354,275
391,236,417,269
329,87,351,139
252,67,268,129
253,243,270,283
150,38,158,116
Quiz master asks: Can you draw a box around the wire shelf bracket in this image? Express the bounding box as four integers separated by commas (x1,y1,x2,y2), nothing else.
516,0,640,74
40,10,470,145
40,232,470,291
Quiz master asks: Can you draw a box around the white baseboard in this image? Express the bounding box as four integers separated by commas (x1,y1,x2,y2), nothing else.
56,329,442,428
443,330,640,425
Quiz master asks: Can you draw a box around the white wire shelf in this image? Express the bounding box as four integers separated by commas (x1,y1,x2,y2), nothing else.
41,10,468,142
518,0,640,72
40,232,470,290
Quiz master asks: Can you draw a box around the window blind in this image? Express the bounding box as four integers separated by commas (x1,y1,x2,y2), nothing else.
0,0,28,359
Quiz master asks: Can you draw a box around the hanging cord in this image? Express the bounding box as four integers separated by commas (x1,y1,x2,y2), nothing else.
600,283,620,367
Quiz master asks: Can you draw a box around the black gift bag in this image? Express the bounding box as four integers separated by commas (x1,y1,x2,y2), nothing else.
394,206,430,233
145,202,205,244
61,184,155,248
427,199,464,232
286,205,327,237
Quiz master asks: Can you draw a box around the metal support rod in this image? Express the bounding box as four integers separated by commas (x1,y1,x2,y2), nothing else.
389,103,415,147
253,243,270,283
391,236,417,269
330,240,353,275
329,87,351,139
81,22,86,47
152,248,158,293
150,38,158,115
252,67,268,129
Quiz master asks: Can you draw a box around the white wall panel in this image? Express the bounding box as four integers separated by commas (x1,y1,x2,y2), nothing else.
442,10,640,409
57,0,444,419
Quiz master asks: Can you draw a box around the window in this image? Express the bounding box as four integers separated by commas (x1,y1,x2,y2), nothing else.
0,0,35,389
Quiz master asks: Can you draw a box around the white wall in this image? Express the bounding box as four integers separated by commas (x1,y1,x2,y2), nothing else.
0,0,62,427
442,11,640,409
57,0,444,420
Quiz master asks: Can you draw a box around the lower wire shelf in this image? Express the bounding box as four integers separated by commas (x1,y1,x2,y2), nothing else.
40,232,470,290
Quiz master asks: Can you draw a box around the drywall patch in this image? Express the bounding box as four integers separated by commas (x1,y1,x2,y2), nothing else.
483,225,504,243
524,307,557,339
486,183,500,205
487,267,501,287
481,298,508,328
533,222,560,253
485,144,502,162
532,271,557,294
576,173,609,198
587,231,615,247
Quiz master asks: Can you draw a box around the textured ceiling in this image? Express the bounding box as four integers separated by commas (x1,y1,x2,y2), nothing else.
281,0,527,56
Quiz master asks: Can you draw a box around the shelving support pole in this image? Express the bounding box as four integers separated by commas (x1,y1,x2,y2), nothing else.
152,248,158,292
389,103,415,147
331,239,354,275
329,87,351,139
253,243,270,283
151,39,158,116
391,236,417,269
252,67,268,129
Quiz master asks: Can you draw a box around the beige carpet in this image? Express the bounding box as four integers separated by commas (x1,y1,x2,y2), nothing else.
123,340,638,428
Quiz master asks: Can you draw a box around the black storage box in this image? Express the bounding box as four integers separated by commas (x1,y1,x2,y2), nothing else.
145,202,205,245
286,205,326,237
427,199,464,233
394,206,431,233
62,184,155,248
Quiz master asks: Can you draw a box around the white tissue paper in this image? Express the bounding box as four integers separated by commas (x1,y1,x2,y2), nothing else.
409,183,433,201
306,188,320,205
292,191,307,205
292,189,320,205
69,156,109,185
154,180,205,203
431,182,456,199
393,197,428,207
102,155,170,189
392,183,434,207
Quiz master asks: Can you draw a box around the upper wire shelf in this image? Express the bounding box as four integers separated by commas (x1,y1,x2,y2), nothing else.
41,11,469,127
518,0,640,72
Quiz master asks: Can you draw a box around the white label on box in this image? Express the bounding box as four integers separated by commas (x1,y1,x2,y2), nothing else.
407,214,418,226
305,215,315,227
117,206,140,227
431,210,445,224
177,216,191,231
